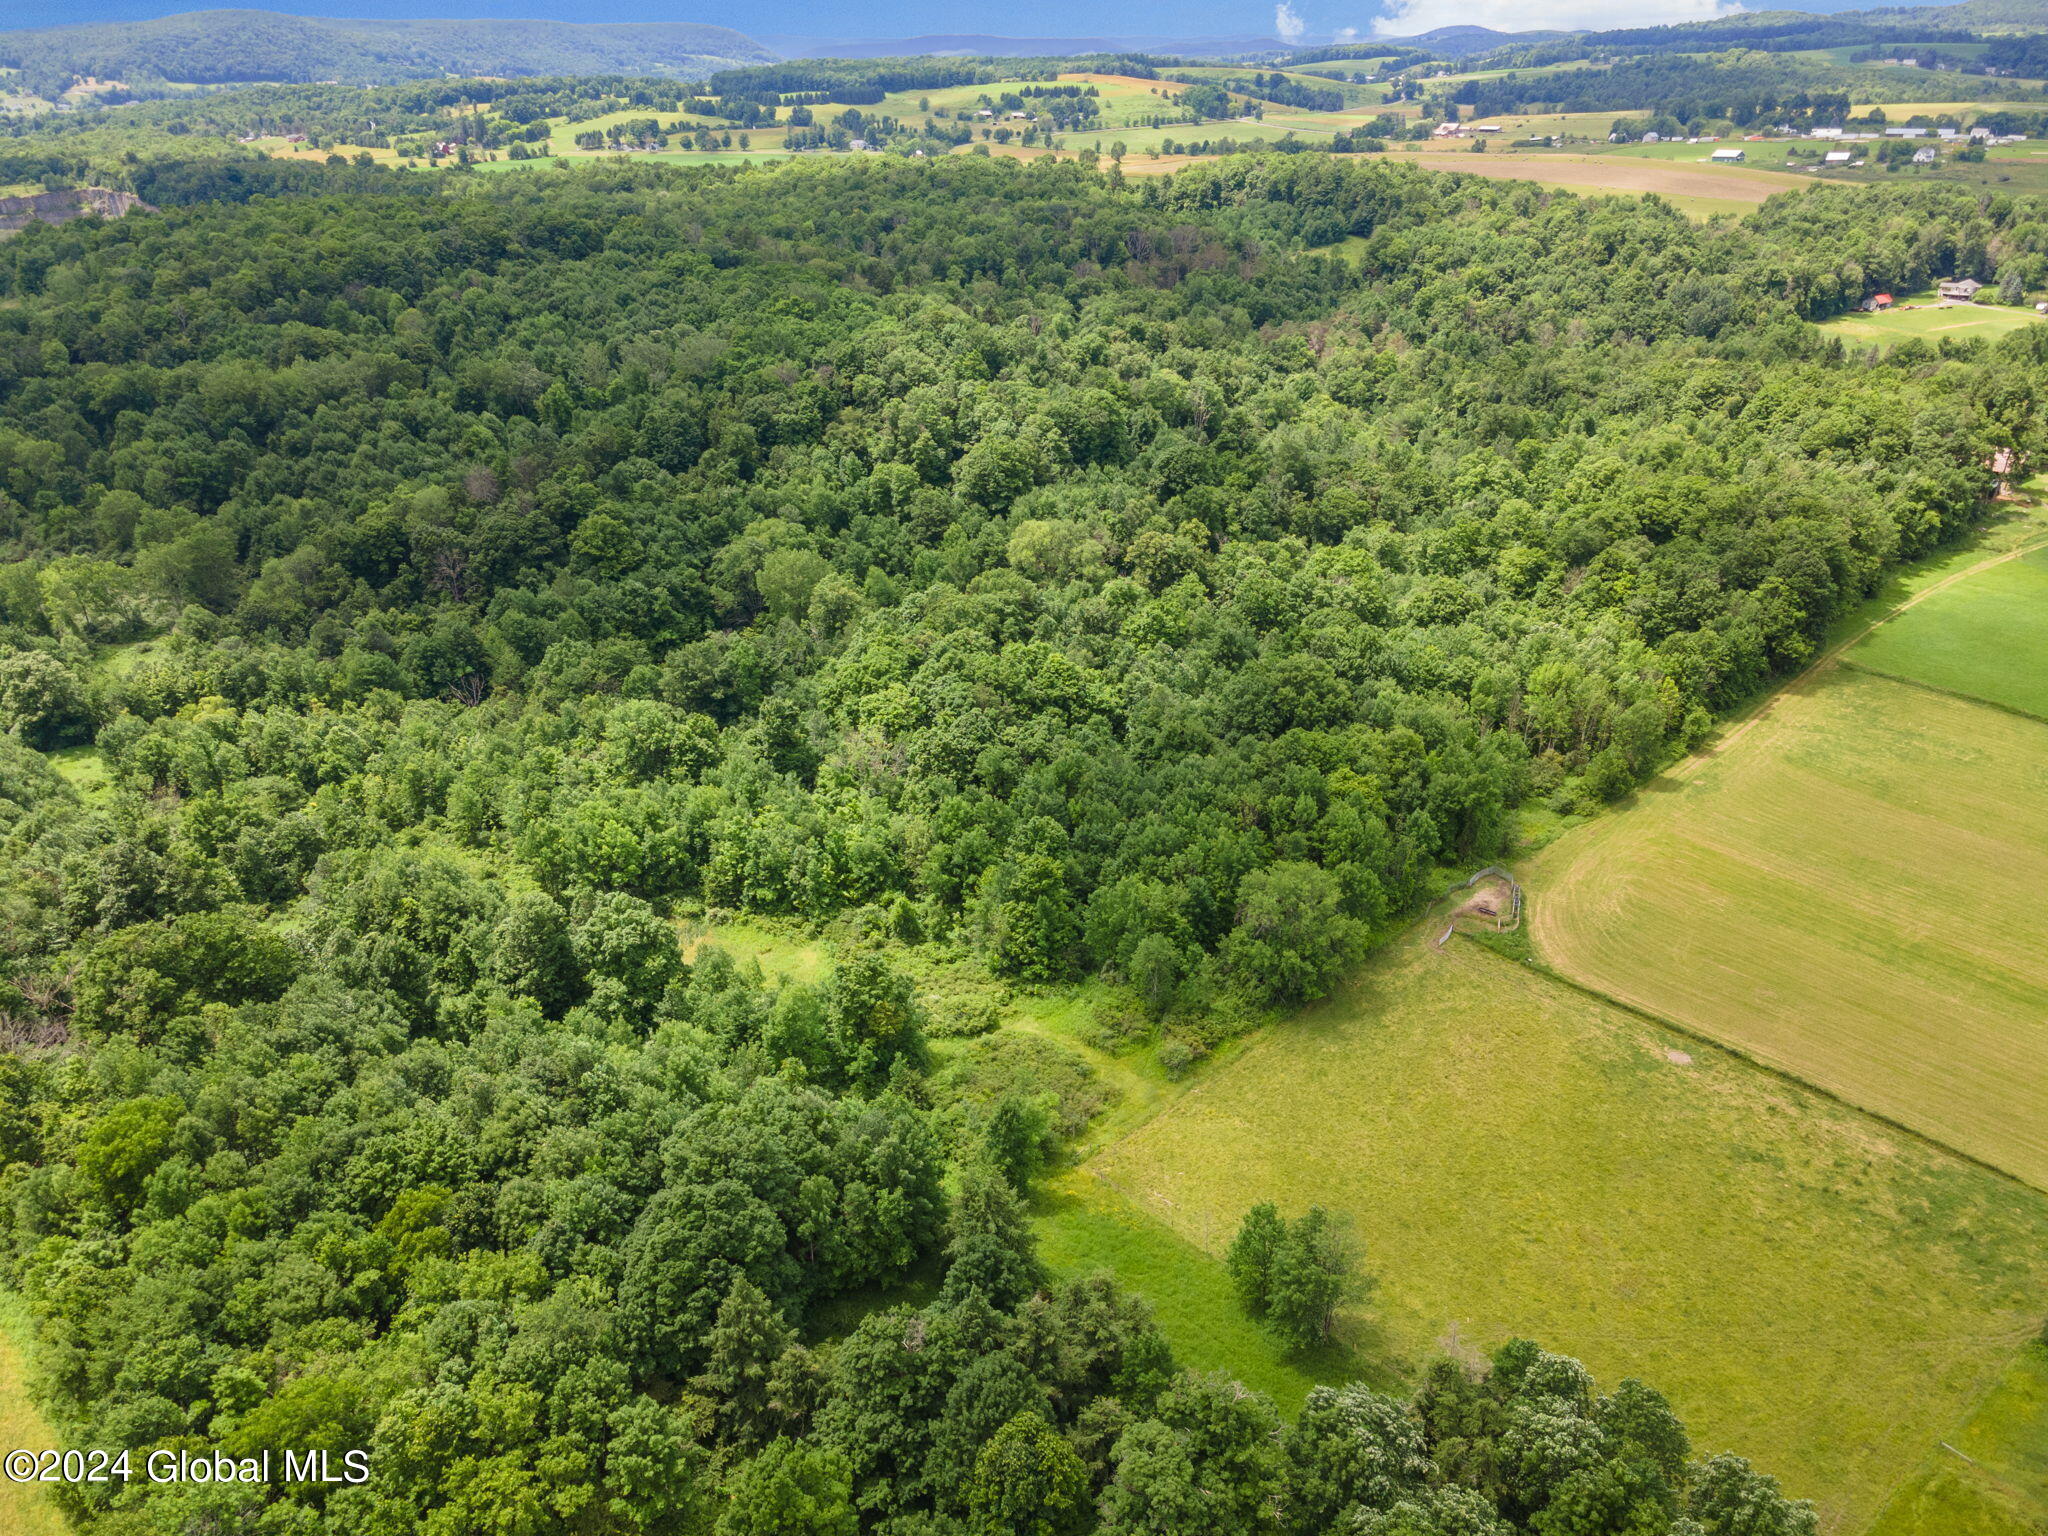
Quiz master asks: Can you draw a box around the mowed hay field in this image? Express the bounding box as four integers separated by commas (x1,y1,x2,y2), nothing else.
1848,545,2048,715
1529,664,2048,1191
1083,934,2048,1531
1383,146,1809,205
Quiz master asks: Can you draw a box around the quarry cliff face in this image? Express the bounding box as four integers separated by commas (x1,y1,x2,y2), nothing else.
0,186,155,236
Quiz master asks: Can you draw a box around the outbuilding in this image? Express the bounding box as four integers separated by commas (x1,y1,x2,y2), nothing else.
1710,147,1745,162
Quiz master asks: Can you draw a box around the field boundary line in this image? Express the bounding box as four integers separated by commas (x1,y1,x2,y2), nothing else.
1835,658,2048,732
1458,936,2048,1199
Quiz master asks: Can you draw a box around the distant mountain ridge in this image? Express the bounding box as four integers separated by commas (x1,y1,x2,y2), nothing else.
0,9,773,86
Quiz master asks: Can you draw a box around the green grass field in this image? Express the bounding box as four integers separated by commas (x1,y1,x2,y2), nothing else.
1081,933,2048,1532
0,1290,68,1536
1818,301,2046,352
1034,1176,1378,1413
1848,546,2048,716
1530,667,2048,1193
1866,1344,2048,1536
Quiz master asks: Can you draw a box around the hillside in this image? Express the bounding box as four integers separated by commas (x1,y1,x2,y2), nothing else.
0,9,773,87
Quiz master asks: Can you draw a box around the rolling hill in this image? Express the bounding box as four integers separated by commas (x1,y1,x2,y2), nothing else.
0,9,773,86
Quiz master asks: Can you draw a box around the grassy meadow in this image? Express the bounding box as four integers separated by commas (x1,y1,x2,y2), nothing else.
1847,545,2048,715
1866,1343,2048,1536
1033,1176,1376,1413
1080,933,2048,1532
1818,300,2047,352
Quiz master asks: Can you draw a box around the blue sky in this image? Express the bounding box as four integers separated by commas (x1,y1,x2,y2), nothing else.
5,0,1913,43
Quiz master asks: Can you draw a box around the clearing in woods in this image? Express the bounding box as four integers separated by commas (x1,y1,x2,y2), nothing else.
1077,932,2048,1533
1817,300,2047,354
0,1290,67,1536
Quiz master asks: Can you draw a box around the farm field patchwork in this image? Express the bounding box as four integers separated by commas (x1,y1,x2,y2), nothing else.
1081,933,2048,1532
1528,665,2048,1192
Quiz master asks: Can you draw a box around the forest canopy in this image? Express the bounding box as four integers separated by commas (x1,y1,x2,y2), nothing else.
0,148,2035,1534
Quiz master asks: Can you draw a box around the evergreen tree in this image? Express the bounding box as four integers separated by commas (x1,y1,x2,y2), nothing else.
693,1275,795,1453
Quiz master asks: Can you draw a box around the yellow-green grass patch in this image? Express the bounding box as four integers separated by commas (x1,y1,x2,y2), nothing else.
1817,300,2046,353
1084,932,2048,1531
1865,1343,2048,1536
1529,667,2048,1192
1847,545,2048,716
0,1289,68,1536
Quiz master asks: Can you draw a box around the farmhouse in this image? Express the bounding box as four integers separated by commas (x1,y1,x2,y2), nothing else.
1710,147,1745,162
1939,277,1984,300
1913,147,1938,164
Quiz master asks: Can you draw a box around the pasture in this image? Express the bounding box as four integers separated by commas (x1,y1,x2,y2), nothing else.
1527,668,2048,1193
1847,546,2048,715
875,73,1185,130
1866,1343,2048,1536
1082,933,2048,1532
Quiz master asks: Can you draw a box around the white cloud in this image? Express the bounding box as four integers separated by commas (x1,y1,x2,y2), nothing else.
1275,2,1309,43
1335,24,1361,39
1370,0,1739,37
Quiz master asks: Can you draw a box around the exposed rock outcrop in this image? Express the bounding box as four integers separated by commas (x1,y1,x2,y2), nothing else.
0,187,156,236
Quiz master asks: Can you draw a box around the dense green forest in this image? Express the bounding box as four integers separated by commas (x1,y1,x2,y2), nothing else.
0,152,2039,1532
0,10,771,92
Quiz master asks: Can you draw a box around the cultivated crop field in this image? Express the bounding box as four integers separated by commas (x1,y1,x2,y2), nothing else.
1081,933,2048,1532
1848,545,2048,714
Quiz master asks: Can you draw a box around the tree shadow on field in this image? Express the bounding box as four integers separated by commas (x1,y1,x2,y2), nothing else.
1031,1180,1405,1407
